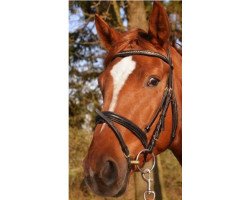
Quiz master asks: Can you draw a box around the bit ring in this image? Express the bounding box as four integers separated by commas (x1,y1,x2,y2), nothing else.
135,149,156,173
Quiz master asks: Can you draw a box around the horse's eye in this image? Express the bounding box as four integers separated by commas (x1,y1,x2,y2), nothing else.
147,77,160,87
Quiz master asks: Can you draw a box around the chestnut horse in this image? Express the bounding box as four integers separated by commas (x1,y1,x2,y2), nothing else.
84,2,182,197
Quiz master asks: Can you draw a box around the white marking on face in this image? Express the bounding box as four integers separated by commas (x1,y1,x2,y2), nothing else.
100,56,136,132
109,56,136,111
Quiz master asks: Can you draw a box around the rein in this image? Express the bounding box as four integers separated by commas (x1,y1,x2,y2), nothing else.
95,49,178,168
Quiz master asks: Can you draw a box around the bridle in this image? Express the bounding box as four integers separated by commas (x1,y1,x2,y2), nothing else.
95,49,178,170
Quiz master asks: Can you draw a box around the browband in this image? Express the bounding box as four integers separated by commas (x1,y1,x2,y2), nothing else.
113,50,173,69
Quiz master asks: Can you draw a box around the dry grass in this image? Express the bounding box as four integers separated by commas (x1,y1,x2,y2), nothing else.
160,150,182,200
69,128,181,200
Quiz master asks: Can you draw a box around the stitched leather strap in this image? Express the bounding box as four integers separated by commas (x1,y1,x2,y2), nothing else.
113,50,173,69
96,111,148,148
95,109,132,160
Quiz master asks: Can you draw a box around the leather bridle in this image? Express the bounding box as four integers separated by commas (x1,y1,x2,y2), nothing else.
95,49,178,170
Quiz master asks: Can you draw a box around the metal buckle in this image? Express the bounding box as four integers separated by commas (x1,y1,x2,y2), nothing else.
143,169,156,200
135,149,156,173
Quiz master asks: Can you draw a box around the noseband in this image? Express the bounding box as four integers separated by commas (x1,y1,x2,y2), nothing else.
95,50,178,169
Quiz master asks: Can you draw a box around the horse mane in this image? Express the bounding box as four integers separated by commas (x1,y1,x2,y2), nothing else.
104,29,167,67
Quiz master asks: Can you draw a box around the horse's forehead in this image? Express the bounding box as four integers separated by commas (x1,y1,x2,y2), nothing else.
108,55,162,74
133,55,162,67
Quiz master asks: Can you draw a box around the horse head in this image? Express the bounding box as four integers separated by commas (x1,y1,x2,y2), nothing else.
84,2,182,197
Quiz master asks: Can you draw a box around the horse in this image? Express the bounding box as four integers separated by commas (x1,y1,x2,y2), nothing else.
83,2,182,198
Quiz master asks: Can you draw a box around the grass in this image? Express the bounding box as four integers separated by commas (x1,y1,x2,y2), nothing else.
69,128,182,200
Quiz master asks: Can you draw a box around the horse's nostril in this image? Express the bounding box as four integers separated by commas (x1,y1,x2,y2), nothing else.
100,160,118,186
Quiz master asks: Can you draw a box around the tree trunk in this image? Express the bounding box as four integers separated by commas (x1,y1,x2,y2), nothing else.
112,0,124,30
127,0,148,31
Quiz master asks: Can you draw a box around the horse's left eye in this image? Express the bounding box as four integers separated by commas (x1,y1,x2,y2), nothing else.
147,77,160,87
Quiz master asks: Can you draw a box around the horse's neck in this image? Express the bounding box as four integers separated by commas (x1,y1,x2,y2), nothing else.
169,47,182,165
170,132,182,165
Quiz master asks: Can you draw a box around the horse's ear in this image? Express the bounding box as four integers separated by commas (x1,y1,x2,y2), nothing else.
95,14,120,51
148,2,171,49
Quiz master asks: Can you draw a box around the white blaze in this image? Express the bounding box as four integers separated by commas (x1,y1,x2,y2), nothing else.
109,56,136,111
100,56,136,133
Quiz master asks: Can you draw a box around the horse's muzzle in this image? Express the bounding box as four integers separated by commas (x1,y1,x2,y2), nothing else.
84,157,128,197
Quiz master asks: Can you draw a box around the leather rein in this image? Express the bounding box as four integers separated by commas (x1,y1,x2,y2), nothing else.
95,49,178,170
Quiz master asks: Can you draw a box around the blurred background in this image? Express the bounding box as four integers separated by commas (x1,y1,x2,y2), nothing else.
69,1,182,199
